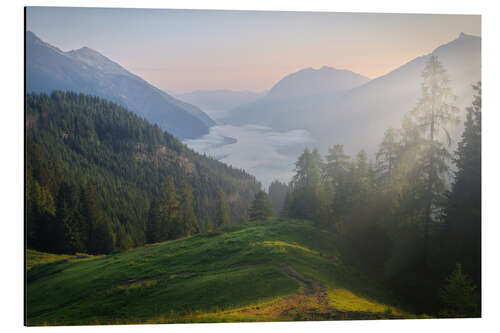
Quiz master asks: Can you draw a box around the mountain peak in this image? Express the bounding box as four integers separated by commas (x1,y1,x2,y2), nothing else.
26,30,65,54
65,45,132,77
26,30,44,42
68,46,109,62
300,66,334,72
26,30,38,39
264,66,370,101
431,31,481,57
73,46,100,55
458,32,476,39
456,32,481,41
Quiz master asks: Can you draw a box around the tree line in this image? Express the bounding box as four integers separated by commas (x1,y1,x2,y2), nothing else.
146,178,231,243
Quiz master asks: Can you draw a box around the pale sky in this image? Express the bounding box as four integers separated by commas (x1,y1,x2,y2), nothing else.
26,7,481,93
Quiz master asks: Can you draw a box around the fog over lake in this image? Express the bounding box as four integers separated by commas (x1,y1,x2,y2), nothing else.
184,124,315,189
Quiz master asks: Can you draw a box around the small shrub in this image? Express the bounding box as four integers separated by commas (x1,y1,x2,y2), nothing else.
438,263,480,317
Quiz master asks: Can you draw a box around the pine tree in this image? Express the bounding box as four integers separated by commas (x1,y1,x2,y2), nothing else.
90,216,115,254
317,179,335,228
146,198,161,244
325,144,351,188
82,184,110,254
179,181,199,237
408,55,459,263
203,215,214,232
249,191,274,221
268,181,288,216
215,188,230,228
289,148,325,222
375,128,401,191
324,145,352,226
353,150,372,201
116,223,134,250
30,181,56,251
444,82,481,285
159,176,180,240
55,182,85,253
438,263,479,317
281,190,293,218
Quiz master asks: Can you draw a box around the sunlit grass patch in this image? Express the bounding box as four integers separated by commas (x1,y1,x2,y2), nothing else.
26,249,99,271
251,240,319,255
327,288,401,315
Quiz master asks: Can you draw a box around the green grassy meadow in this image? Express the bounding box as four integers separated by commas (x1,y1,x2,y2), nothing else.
26,219,415,325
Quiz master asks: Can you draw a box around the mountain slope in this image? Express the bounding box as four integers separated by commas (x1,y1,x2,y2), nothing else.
26,91,260,252
265,66,370,101
308,32,481,154
226,67,369,126
26,31,215,139
26,219,411,325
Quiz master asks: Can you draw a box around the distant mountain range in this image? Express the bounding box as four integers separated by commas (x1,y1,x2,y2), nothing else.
26,31,215,139
264,66,370,101
225,67,370,126
223,33,481,154
26,30,481,155
175,90,267,121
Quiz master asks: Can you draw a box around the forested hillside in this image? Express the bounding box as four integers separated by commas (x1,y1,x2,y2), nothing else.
26,91,260,254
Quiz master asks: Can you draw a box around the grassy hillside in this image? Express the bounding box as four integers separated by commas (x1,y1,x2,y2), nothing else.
26,219,417,325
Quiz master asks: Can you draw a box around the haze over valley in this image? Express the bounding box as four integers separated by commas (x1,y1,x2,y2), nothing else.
181,33,481,187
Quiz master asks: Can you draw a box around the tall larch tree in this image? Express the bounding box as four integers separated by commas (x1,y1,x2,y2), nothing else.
408,55,459,263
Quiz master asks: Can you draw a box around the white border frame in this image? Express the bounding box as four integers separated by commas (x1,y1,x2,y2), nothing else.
2,1,498,332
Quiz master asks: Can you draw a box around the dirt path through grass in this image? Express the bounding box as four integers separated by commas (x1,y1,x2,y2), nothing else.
225,262,397,321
